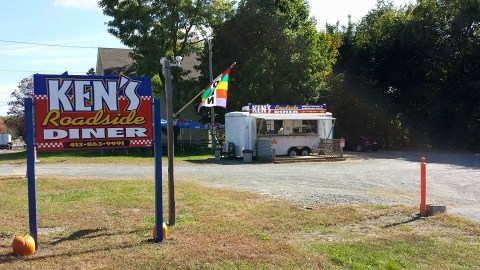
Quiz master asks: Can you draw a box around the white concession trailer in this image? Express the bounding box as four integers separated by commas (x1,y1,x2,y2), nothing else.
223,104,335,157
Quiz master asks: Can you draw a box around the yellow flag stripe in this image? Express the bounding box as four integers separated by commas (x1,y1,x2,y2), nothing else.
216,81,228,90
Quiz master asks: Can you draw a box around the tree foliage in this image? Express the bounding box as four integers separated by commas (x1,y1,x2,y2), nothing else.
199,0,341,112
100,0,234,75
99,0,480,150
6,77,34,138
331,0,480,150
99,0,235,110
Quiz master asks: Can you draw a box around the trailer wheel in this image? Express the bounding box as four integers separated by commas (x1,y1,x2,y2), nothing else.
356,145,363,152
300,147,311,156
288,148,299,157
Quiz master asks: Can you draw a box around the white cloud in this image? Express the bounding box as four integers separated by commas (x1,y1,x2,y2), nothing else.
0,83,16,116
0,33,124,57
309,0,413,29
54,0,100,11
0,44,92,61
36,56,96,65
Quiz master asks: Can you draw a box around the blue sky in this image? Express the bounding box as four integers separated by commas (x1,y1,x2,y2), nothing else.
0,0,411,116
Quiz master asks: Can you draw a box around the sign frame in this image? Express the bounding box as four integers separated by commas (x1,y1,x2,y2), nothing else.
24,73,164,247
33,74,153,151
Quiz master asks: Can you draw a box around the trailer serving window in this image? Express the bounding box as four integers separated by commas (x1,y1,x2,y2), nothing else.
256,119,283,135
256,119,318,135
253,113,335,137
303,120,318,133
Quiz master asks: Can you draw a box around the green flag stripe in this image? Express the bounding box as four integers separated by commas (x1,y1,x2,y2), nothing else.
220,74,229,82
201,87,212,99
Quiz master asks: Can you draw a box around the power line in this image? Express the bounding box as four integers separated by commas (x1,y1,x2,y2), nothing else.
0,69,88,74
0,39,98,49
0,39,124,49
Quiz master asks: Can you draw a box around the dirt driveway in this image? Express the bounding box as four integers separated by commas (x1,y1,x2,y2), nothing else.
2,151,479,222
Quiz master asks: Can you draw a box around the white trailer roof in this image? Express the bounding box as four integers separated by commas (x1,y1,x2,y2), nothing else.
251,114,335,120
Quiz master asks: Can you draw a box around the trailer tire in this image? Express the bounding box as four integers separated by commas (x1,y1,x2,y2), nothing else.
356,145,363,152
288,148,299,157
301,147,311,156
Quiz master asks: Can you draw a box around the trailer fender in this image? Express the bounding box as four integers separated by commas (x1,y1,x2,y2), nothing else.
288,147,300,157
300,147,311,156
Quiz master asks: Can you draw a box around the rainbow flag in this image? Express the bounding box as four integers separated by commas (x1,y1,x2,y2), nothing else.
198,66,232,111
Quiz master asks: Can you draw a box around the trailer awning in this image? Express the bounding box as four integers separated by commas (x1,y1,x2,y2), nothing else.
251,114,335,121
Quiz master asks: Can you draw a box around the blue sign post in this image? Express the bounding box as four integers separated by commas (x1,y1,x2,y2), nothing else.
25,97,38,248
153,99,163,242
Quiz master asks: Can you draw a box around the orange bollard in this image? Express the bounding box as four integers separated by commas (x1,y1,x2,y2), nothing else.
420,157,427,217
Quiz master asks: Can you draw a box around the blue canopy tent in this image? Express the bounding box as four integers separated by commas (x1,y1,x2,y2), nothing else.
177,120,204,129
175,119,206,147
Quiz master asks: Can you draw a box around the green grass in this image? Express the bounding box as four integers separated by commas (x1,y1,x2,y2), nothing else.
0,148,213,164
320,237,480,269
0,176,479,269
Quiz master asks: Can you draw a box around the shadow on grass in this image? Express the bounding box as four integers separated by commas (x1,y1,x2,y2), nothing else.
0,150,26,163
50,228,108,245
382,217,420,228
0,228,149,264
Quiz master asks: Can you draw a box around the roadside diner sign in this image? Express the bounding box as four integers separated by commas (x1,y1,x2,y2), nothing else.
248,103,327,114
33,74,152,151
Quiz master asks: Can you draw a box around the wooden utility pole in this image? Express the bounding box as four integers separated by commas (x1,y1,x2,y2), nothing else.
161,58,175,226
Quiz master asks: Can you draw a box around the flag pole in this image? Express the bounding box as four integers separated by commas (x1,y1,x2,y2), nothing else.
173,61,236,118
174,89,205,118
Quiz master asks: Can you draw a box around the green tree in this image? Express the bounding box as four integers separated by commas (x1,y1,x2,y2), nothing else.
200,0,341,112
405,0,480,149
6,77,34,138
99,0,235,109
331,1,413,148
332,0,480,150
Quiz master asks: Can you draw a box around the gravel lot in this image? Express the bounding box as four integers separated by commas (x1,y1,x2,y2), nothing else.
1,150,479,222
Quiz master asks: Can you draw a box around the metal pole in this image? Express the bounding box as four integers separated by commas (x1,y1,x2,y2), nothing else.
161,58,176,226
153,99,163,242
25,97,37,248
208,38,216,153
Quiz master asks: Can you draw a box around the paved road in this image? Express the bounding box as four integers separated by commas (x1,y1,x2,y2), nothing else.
1,151,479,222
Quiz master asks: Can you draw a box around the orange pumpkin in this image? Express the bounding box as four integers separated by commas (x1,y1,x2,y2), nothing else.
12,235,25,255
12,234,36,256
152,222,168,240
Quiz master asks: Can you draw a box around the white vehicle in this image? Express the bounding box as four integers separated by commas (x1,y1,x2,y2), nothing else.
223,104,335,157
0,133,12,150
